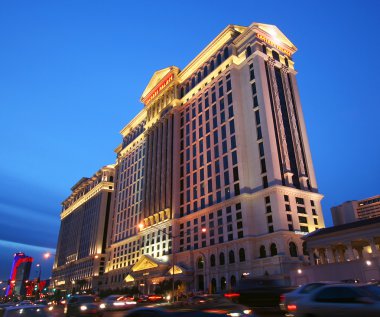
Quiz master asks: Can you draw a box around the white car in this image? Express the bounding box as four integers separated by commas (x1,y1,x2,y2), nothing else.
102,295,136,310
279,282,336,312
286,284,380,317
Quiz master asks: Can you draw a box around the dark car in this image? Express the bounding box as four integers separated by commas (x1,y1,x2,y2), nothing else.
0,305,48,317
64,295,105,317
232,278,295,307
287,284,380,317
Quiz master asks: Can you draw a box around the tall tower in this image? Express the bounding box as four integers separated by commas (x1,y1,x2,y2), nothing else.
103,22,325,292
52,165,115,293
6,252,33,297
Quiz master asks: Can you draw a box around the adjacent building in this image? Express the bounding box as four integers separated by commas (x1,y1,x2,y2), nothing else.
52,165,115,293
101,22,325,293
291,217,380,285
331,194,380,226
5,252,33,297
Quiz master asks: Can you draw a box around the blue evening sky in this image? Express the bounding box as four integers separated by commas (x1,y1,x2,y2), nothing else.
0,1,379,280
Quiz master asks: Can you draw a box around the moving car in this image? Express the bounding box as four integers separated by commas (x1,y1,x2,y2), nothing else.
286,283,380,317
279,282,336,312
64,295,105,317
0,305,48,317
102,295,136,310
234,278,295,307
174,294,254,316
124,307,236,317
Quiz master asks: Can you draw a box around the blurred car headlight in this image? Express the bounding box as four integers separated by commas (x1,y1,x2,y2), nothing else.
80,305,88,311
63,307,67,314
99,303,106,309
48,307,54,311
243,309,252,315
227,313,241,317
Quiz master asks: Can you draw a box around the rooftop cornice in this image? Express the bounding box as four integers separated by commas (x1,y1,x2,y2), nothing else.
120,108,147,137
178,24,246,82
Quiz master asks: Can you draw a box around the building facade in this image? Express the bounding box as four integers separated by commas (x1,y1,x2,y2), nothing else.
102,22,325,293
331,194,380,226
291,217,380,285
52,165,115,293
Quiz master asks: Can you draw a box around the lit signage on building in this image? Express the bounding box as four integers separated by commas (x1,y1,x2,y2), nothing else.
143,73,174,105
257,34,292,56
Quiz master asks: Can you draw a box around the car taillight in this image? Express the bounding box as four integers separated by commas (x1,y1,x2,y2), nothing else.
224,293,240,298
287,304,297,312
280,294,285,303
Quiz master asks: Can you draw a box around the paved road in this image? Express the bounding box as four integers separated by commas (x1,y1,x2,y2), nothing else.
52,305,285,317
103,308,285,317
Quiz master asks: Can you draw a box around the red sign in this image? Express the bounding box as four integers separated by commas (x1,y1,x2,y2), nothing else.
143,72,174,104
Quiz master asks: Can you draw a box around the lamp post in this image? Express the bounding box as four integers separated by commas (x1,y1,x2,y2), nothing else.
138,222,206,302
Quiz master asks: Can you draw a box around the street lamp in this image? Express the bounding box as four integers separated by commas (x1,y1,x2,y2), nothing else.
138,222,206,302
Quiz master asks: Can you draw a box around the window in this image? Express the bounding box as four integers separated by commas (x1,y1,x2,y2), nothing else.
259,245,266,258
289,242,298,257
229,250,235,264
219,252,225,265
314,287,360,303
221,277,227,290
197,257,204,269
239,248,246,262
299,216,308,224
272,50,280,61
270,243,277,256
296,197,305,205
210,254,215,267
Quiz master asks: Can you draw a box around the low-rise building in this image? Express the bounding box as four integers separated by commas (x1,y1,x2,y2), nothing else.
291,217,380,285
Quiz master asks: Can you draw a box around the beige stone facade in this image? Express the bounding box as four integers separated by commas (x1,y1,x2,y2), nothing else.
101,22,325,293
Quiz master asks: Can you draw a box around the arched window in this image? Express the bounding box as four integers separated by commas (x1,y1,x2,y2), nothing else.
302,242,309,256
180,87,185,98
210,60,215,72
272,50,280,61
203,65,208,77
185,82,190,93
197,71,202,83
197,256,204,269
223,46,229,59
191,77,196,88
230,275,236,289
229,250,235,264
219,252,225,265
221,277,227,290
210,254,216,267
270,243,278,256
217,53,222,66
211,278,217,294
246,46,252,57
260,245,266,258
239,248,246,262
289,242,298,257
262,45,267,54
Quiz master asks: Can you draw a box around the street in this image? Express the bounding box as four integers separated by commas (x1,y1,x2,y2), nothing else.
51,306,285,317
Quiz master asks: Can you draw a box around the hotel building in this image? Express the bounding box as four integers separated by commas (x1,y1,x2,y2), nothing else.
52,165,115,292
102,22,325,293
331,194,380,226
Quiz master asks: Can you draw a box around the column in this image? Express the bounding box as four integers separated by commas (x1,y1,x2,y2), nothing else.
266,58,292,181
325,247,335,264
369,239,380,257
345,243,356,261
281,66,307,189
